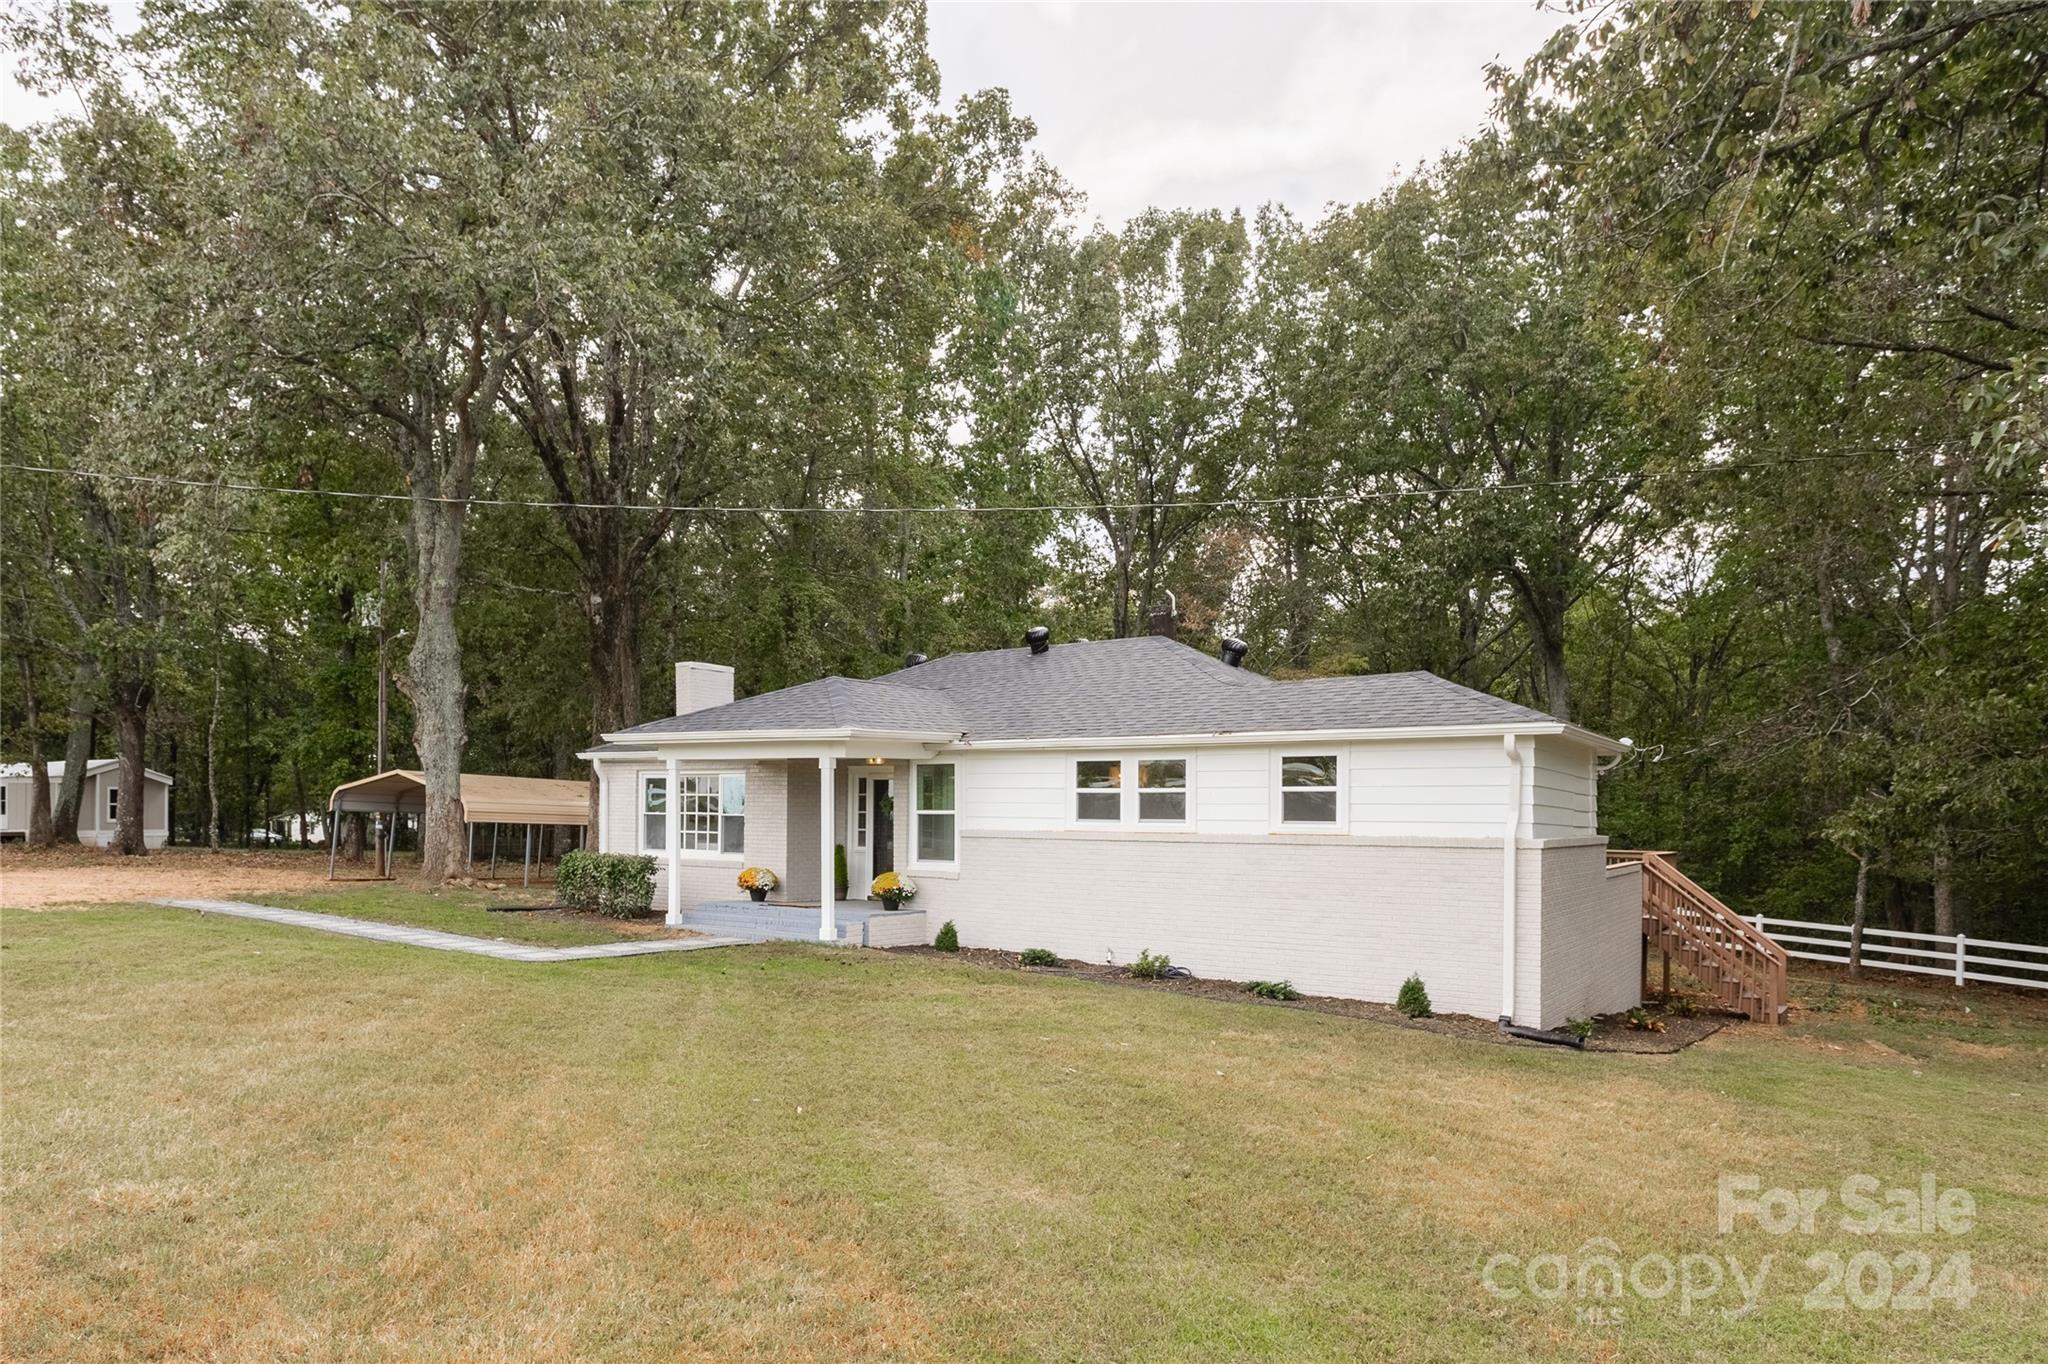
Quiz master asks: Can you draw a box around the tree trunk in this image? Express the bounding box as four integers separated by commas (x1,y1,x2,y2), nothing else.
1931,830,1955,937
51,657,95,844
109,676,152,856
399,495,468,882
1848,848,1870,979
1508,570,1572,721
14,652,55,847
206,648,222,851
588,584,643,737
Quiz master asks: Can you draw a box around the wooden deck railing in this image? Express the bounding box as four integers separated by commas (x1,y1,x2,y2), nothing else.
1607,849,1788,1023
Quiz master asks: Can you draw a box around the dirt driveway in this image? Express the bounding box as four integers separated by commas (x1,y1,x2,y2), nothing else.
0,847,363,909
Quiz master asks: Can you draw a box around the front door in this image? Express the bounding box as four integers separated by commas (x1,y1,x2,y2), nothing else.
870,780,894,884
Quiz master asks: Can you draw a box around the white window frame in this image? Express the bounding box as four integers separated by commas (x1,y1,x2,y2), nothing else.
639,770,746,859
1133,755,1192,827
1067,754,1193,829
1,784,7,817
1072,758,1123,825
910,761,959,869
107,784,120,824
1271,750,1346,831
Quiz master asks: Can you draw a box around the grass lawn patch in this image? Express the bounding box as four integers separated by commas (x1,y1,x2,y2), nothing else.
257,884,674,948
3,901,2044,1362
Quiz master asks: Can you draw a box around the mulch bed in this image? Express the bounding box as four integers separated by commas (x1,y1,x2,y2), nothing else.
885,946,1735,1052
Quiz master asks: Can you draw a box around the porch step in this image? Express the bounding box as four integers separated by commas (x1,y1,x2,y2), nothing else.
675,909,854,943
674,901,929,949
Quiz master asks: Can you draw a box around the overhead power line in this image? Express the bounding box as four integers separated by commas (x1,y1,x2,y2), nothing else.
2,452,2032,517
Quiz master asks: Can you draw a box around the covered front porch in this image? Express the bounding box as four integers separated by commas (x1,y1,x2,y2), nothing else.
679,899,929,948
614,730,952,945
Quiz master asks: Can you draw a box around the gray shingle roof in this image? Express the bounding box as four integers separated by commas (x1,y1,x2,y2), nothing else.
609,636,1565,743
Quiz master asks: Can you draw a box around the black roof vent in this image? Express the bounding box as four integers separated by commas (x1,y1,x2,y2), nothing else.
1219,637,1248,668
1025,626,1051,655
903,651,928,668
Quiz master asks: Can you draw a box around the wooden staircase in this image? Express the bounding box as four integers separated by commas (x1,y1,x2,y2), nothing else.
1607,850,1788,1023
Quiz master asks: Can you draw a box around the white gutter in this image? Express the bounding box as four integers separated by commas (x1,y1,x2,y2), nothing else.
596,725,959,747
1501,733,1522,1026
952,722,1631,756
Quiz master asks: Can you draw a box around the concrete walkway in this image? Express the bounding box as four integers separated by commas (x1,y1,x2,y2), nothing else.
155,898,750,962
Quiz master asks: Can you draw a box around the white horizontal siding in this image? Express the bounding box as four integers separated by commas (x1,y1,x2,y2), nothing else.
1350,738,1507,837
1526,738,1596,838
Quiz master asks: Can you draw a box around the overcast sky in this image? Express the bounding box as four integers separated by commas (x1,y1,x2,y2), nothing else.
3,2,1570,227
928,1,1570,226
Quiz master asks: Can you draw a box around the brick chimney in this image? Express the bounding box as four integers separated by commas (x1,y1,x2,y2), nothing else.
674,662,734,716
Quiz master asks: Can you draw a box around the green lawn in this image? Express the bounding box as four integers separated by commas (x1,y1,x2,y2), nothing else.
3,902,2043,1363
260,884,650,948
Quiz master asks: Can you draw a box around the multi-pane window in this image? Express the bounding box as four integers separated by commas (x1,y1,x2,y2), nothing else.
1137,759,1187,822
642,776,666,850
1075,757,1187,824
1278,754,1339,824
643,772,745,854
1075,760,1121,821
107,786,120,823
915,763,956,863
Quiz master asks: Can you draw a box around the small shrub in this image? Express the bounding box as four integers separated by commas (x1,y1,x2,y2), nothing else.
933,919,959,952
1562,1016,1596,1042
1624,1006,1666,1033
1019,947,1059,967
1245,980,1301,1001
834,843,848,898
557,851,656,919
1668,995,1700,1019
1395,974,1432,1018
557,850,599,908
1127,949,1171,979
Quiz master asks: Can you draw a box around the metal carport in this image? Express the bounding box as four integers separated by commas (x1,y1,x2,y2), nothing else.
326,769,591,885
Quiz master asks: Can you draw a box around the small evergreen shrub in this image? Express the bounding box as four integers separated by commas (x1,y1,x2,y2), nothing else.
933,919,959,952
834,843,849,898
557,850,599,907
1395,974,1432,1018
1019,947,1059,967
557,851,657,919
1245,980,1301,1001
1127,949,1171,979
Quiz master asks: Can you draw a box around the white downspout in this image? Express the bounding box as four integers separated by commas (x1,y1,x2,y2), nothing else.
818,756,838,943
1500,733,1522,1026
664,755,683,926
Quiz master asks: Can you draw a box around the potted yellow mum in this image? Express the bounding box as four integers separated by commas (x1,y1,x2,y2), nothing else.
737,867,778,903
871,871,917,911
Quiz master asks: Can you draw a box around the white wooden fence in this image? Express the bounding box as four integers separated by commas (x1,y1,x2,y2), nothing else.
1751,917,2048,992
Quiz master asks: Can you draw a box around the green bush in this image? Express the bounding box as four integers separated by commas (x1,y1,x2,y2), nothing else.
1395,974,1431,1018
1019,947,1059,967
557,850,599,907
1127,949,1171,979
933,919,959,952
834,843,848,898
557,850,657,919
1245,979,1301,1001
1562,1016,1596,1043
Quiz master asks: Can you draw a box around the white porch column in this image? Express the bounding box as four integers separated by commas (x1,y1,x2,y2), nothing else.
664,754,683,926
818,756,837,942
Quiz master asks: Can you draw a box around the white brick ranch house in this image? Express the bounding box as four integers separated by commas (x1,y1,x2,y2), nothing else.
583,632,1645,1029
